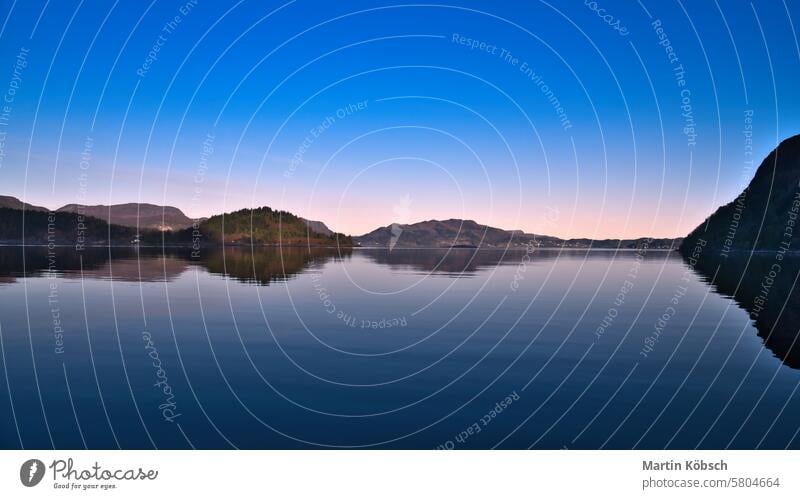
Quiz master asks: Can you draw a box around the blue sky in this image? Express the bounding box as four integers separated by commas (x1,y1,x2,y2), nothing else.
0,0,798,238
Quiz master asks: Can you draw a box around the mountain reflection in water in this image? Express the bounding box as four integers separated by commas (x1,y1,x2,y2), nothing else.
689,253,800,369
2,245,800,449
3,246,798,370
0,246,352,286
0,246,677,282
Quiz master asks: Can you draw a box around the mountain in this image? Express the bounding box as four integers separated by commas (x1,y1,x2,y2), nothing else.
57,203,196,231
0,197,197,231
562,237,681,249
199,206,351,246
680,134,800,255
0,195,48,212
0,204,352,247
0,207,140,246
355,219,535,248
0,194,679,250
355,219,680,249
300,218,334,236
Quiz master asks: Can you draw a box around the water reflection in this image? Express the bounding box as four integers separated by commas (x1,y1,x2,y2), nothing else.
0,246,353,286
2,245,800,448
0,246,677,283
358,247,672,275
688,252,800,368
4,246,798,370
199,247,352,285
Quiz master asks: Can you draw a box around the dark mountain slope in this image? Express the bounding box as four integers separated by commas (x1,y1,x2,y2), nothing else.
681,134,800,255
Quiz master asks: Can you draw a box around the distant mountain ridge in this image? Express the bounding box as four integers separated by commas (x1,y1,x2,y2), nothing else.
355,218,681,249
300,218,334,236
0,195,342,235
0,196,197,231
0,195,48,212
0,200,351,247
0,195,682,249
57,203,196,231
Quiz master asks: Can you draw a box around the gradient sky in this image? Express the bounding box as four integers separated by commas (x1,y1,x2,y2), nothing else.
0,0,798,238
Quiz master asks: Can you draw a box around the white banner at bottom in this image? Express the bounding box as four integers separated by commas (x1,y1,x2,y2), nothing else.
0,450,796,498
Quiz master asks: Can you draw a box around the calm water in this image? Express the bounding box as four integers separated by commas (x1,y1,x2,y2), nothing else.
0,245,799,449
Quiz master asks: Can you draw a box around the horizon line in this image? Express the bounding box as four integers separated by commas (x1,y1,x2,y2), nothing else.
1,193,686,240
